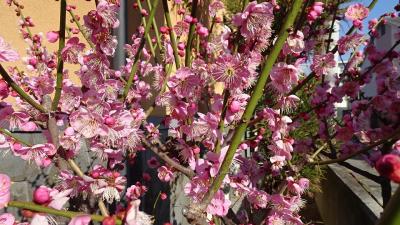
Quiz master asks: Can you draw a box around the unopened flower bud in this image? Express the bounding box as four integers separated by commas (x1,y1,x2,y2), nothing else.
33,186,51,204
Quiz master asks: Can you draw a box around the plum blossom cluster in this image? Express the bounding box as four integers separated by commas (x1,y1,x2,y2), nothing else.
0,0,399,225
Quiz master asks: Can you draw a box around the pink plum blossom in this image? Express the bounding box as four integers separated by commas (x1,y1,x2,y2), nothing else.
311,53,336,77
125,200,153,225
13,143,56,167
0,36,19,62
61,37,85,64
207,190,231,216
68,215,91,225
345,3,369,21
232,1,274,41
270,63,299,94
46,31,59,43
0,174,11,209
0,213,15,225
211,54,250,90
70,107,107,139
126,182,147,200
157,166,174,182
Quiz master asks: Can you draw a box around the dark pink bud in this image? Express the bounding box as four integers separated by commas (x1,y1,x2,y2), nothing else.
352,19,363,28
376,154,400,183
102,216,116,225
143,172,151,181
46,31,59,43
177,42,185,50
47,60,56,69
104,117,116,126
12,143,23,151
160,26,169,34
229,101,241,113
0,79,9,99
177,9,186,15
160,192,167,200
91,171,100,178
196,26,208,37
28,58,37,66
141,9,148,16
193,146,200,154
184,15,193,23
112,171,120,178
33,187,51,204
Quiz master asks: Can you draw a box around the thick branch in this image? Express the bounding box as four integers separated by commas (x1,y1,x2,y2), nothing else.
200,0,303,207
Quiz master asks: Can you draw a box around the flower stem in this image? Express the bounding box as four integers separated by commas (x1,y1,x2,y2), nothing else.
200,0,303,206
122,0,160,100
310,143,327,159
146,0,162,49
184,0,198,67
7,201,121,224
67,10,95,48
0,64,47,113
214,90,230,154
161,0,181,68
52,0,67,111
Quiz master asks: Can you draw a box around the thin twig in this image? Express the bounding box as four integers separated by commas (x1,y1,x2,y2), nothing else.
52,0,67,111
0,65,47,113
311,131,400,165
141,138,195,178
184,0,198,67
7,201,121,224
161,0,181,68
122,0,160,100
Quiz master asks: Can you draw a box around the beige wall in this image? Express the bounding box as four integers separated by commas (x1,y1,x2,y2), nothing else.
0,1,94,69
0,1,219,115
0,1,95,105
